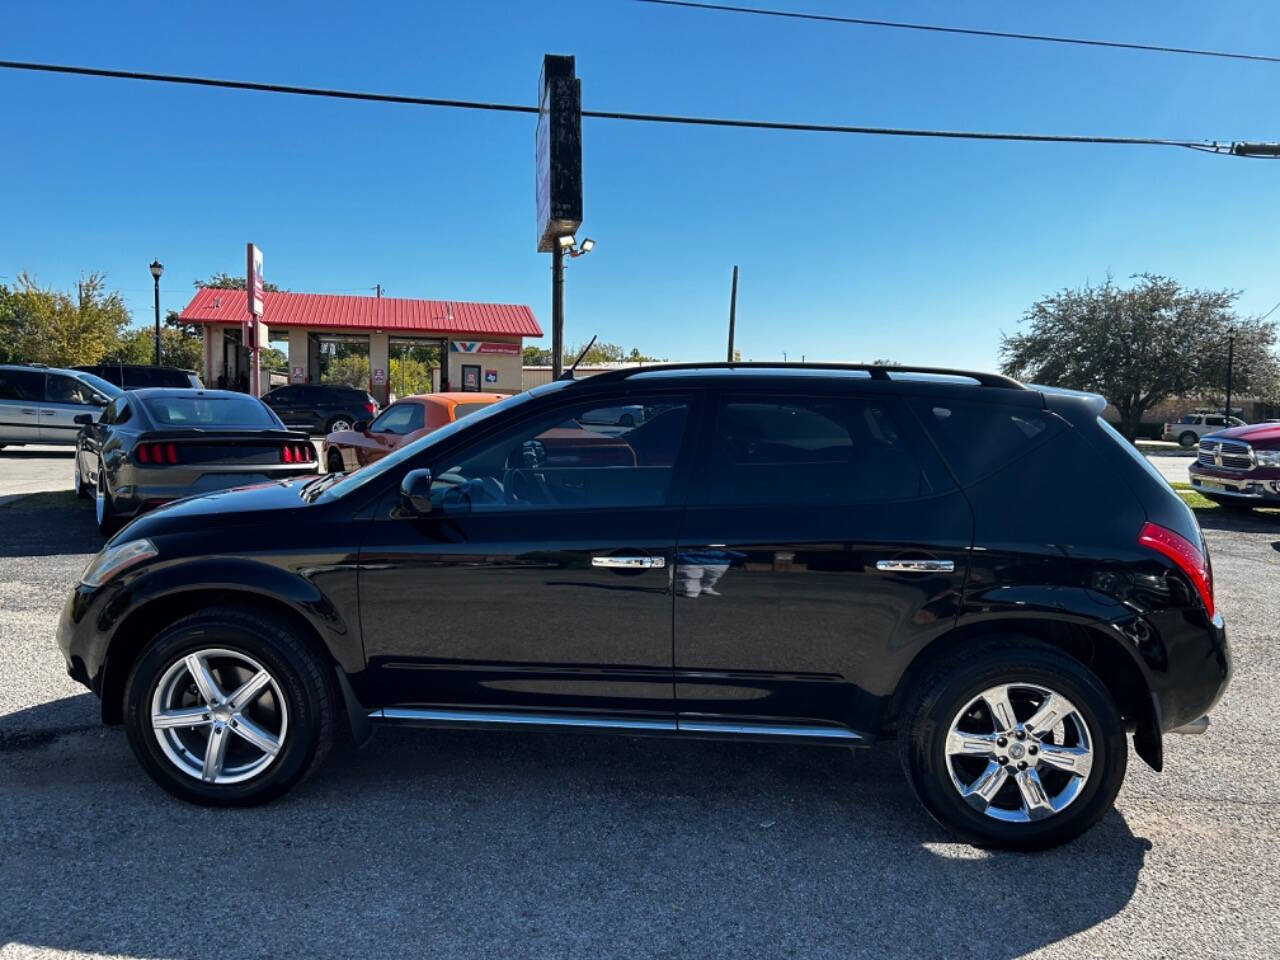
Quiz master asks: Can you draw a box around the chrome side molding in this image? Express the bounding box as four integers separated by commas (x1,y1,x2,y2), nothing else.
876,559,955,573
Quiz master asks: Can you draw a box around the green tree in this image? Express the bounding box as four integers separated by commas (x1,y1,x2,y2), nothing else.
325,354,371,389
102,325,205,372
1001,274,1280,439
5,272,131,367
196,272,283,293
0,284,16,364
389,356,432,396
523,345,551,365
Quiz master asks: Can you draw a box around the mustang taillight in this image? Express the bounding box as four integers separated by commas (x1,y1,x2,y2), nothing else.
281,443,314,464
136,442,178,465
1138,521,1214,617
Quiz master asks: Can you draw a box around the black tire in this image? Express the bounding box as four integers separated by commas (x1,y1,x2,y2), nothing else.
898,642,1127,851
123,606,337,806
95,463,122,537
1178,431,1198,447
327,449,345,474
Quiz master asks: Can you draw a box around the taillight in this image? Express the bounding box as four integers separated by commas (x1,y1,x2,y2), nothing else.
364,402,376,416
280,443,314,464
1138,521,1214,617
136,442,178,465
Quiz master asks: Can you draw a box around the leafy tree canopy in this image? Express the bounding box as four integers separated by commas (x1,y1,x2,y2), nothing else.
0,272,131,367
196,272,283,293
1001,274,1280,438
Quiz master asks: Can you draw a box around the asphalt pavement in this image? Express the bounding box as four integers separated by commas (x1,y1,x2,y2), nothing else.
1,447,1278,959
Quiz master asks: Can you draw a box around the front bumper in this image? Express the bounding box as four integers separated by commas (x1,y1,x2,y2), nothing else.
1188,466,1280,502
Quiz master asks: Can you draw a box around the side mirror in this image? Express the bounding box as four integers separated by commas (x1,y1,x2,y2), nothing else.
353,419,370,433
399,468,433,516
73,413,94,426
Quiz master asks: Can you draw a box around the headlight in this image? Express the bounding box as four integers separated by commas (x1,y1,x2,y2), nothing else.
79,539,158,588
1254,449,1280,467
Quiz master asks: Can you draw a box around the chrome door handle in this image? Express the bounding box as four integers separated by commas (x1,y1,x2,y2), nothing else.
40,409,55,416
592,556,666,569
876,559,955,573
21,408,36,415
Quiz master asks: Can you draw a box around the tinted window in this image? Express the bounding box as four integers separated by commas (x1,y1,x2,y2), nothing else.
115,400,133,425
46,374,100,405
266,387,298,404
323,387,358,403
705,396,921,505
1178,415,1197,424
911,397,1060,486
73,372,121,400
0,370,44,401
431,398,689,512
141,395,278,428
1205,416,1225,426
371,403,425,435
453,402,496,420
124,368,190,389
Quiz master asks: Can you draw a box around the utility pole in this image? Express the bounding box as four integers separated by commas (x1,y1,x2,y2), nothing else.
1224,328,1236,420
375,283,382,298
726,265,738,362
551,244,565,378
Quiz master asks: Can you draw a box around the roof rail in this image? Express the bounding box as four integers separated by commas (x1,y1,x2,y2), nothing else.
584,361,1024,390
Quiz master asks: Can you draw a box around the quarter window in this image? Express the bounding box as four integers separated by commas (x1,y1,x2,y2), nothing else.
430,398,690,512
0,370,44,401
910,397,1060,486
704,396,923,505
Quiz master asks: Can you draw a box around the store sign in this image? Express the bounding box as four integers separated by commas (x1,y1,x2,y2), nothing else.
246,243,264,317
461,365,481,391
450,341,521,356
535,54,582,252
372,367,386,385
484,368,498,384
291,365,305,383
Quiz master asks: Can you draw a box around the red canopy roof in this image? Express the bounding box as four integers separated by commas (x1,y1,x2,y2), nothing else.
179,288,542,338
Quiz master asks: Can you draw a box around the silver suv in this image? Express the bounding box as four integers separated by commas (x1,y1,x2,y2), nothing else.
0,364,121,448
1162,412,1246,447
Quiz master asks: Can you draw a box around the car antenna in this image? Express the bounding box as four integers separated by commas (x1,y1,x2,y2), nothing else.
559,336,597,380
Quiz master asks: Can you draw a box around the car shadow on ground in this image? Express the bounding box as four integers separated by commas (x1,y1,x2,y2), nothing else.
1,694,1150,959
0,448,75,459
0,490,102,556
1194,506,1280,533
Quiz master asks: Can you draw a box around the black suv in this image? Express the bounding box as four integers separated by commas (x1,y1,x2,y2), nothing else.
261,383,377,435
75,364,202,390
56,364,1229,849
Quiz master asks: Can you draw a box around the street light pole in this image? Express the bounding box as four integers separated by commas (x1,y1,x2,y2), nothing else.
149,260,164,366
1224,328,1236,421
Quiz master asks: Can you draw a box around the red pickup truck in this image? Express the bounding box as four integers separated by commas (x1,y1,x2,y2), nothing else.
1188,423,1280,508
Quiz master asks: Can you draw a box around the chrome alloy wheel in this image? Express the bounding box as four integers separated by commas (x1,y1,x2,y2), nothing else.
149,648,289,784
944,683,1094,823
329,418,352,433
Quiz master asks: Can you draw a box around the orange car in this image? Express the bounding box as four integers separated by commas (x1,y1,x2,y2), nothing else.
321,392,505,473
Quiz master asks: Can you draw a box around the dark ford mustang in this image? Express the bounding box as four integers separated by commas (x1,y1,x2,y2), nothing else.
57,364,1229,850
74,388,318,535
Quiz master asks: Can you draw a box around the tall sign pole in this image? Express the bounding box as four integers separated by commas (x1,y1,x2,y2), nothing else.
246,243,264,396
1225,328,1236,420
535,54,582,379
727,265,738,362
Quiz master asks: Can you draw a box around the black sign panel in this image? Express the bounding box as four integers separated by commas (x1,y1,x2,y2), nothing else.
536,54,583,252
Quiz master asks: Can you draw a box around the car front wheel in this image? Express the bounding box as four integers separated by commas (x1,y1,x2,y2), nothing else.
898,643,1126,850
123,606,337,806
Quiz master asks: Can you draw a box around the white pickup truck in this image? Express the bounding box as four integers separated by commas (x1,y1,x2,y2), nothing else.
1162,412,1246,447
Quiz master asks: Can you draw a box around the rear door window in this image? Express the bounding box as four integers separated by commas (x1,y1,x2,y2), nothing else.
703,396,924,505
0,370,45,401
910,397,1061,486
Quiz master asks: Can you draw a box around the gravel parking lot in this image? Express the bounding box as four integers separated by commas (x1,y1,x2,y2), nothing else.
1,448,1278,959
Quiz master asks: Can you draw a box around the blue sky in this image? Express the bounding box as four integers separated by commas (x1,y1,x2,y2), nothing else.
4,1,1280,369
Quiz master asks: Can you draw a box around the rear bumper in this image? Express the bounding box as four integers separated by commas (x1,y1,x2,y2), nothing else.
115,467,318,516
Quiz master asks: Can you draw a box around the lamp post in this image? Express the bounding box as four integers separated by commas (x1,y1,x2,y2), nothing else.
149,260,164,365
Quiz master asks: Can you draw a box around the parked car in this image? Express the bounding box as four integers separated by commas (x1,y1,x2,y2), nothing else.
578,403,645,427
261,383,377,435
74,363,203,390
1187,422,1280,509
57,363,1229,850
0,363,121,448
1162,412,1246,447
321,392,505,474
74,388,319,535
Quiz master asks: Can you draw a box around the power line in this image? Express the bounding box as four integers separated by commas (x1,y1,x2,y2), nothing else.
0,58,1268,156
634,0,1280,65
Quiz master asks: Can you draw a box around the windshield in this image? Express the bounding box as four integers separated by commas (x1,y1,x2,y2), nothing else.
317,381,574,502
74,371,123,400
142,394,280,428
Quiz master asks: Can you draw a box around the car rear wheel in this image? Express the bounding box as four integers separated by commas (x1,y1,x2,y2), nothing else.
95,463,121,537
898,643,1126,850
1179,431,1198,447
326,417,353,434
123,606,337,806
